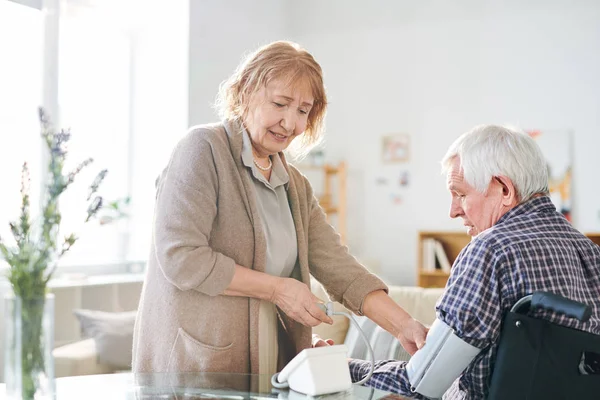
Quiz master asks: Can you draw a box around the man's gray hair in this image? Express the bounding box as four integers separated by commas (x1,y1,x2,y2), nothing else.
441,124,549,202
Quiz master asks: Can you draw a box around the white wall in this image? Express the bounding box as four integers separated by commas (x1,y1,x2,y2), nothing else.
188,0,288,126
186,1,600,285
282,0,600,284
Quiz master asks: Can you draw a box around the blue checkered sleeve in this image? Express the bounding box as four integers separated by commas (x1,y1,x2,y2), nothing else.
348,359,428,399
435,239,503,397
438,239,502,347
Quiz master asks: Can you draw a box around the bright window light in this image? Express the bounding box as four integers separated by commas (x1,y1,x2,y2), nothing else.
1,0,189,272
57,4,132,266
0,1,43,254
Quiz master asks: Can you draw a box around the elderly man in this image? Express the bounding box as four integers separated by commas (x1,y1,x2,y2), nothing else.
349,125,600,399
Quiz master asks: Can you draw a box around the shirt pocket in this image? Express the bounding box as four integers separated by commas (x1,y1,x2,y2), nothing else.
167,327,233,373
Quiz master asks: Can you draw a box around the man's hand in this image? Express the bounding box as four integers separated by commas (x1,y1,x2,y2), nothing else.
271,278,333,327
397,318,428,355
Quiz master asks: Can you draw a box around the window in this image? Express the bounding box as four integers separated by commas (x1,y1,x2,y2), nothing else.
0,1,43,258
1,0,189,272
0,0,132,269
56,3,132,266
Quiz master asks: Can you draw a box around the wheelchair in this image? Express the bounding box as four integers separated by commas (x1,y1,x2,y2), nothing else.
488,292,600,399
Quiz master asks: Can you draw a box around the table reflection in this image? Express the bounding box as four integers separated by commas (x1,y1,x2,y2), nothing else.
130,372,403,400
1,372,408,399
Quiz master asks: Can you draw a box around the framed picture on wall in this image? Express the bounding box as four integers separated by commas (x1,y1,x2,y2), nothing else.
382,134,410,163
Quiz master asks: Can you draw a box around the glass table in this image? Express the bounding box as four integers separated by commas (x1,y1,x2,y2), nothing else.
0,372,409,399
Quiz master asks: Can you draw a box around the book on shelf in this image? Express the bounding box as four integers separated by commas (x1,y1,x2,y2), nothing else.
422,238,435,271
433,240,451,272
422,238,451,273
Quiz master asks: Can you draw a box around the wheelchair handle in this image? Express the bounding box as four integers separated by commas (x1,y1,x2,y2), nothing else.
511,292,592,322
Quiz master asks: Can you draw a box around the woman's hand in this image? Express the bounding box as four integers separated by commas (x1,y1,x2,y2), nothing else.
312,334,334,348
271,277,333,327
396,318,428,355
362,290,428,355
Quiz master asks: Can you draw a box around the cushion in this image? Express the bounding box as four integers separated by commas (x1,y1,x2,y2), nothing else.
387,286,444,326
73,309,136,369
344,316,411,362
310,281,446,362
344,287,444,362
53,338,116,377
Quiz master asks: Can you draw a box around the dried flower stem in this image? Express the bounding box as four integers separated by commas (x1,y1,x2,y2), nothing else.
0,108,107,400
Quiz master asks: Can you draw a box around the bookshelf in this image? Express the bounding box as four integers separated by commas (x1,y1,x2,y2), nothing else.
417,231,470,288
586,233,600,247
297,162,347,244
417,231,600,288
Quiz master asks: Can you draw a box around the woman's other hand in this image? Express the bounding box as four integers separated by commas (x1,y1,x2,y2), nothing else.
396,318,428,355
271,277,333,327
311,333,334,347
362,289,428,355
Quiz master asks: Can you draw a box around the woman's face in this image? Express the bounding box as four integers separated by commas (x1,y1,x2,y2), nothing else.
243,79,314,157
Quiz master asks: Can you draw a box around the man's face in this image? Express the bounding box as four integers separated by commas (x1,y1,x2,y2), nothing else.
446,157,512,237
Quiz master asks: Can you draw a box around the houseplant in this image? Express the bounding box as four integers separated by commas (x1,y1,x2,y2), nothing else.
0,108,106,400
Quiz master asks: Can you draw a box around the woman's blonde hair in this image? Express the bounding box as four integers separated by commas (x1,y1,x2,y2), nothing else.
215,41,327,158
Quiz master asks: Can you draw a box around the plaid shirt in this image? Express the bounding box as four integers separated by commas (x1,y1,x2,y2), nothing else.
349,196,600,399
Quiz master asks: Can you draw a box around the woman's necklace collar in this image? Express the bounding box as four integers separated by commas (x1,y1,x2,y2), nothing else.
253,156,272,171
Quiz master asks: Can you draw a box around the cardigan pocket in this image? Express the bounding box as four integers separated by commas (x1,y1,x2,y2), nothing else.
167,327,233,373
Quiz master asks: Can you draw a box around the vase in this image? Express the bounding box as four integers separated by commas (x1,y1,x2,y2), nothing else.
4,294,55,400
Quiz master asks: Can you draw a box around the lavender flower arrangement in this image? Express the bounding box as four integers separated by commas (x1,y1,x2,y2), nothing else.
0,108,106,399
98,196,131,225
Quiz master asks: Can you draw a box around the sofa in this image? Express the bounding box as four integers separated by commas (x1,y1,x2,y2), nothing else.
54,338,117,377
53,281,444,377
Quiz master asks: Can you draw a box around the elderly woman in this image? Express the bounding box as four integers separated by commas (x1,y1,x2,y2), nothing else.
132,41,426,376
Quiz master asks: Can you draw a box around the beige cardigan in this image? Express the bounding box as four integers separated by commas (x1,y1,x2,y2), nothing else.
132,120,387,374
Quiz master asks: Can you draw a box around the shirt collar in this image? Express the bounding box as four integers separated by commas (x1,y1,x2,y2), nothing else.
241,127,289,188
496,195,557,226
240,127,255,169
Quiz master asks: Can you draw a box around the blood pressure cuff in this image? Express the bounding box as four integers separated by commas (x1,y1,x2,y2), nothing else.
406,318,481,399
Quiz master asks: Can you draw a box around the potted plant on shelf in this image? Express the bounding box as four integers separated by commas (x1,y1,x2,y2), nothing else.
0,108,106,400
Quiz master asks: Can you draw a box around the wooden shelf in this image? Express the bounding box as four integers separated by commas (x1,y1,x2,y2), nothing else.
298,162,347,244
417,231,471,288
417,231,600,288
585,233,600,247
324,165,343,174
321,206,339,214
419,270,452,277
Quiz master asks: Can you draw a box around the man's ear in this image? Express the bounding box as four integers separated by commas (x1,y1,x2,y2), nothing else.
494,176,518,206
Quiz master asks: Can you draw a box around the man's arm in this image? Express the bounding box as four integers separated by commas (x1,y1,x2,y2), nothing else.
349,317,481,399
349,359,421,397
